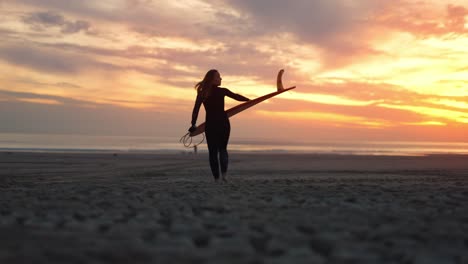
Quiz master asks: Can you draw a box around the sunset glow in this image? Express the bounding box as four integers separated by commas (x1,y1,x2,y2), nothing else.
1,0,467,142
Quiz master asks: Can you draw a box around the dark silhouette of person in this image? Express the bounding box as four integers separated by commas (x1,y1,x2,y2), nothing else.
189,69,250,182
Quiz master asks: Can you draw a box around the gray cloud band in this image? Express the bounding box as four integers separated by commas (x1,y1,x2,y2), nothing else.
22,10,90,34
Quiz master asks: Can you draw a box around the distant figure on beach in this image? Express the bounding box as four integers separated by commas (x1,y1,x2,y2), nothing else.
189,69,250,182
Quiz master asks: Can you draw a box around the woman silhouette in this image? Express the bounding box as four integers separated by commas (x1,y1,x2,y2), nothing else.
189,69,250,182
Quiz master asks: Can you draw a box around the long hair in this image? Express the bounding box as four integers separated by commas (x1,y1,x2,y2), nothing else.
195,69,218,100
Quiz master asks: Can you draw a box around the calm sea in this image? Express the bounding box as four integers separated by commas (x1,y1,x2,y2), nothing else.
0,133,467,156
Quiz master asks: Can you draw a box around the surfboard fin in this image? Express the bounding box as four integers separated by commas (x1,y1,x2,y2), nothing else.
277,69,285,91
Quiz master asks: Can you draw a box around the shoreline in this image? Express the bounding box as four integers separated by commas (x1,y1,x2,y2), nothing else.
2,148,468,157
2,133,467,156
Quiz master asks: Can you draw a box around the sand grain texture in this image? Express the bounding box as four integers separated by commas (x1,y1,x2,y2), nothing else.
1,152,467,263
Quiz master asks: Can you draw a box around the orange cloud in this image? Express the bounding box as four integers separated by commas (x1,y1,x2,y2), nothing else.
378,103,468,124
257,110,391,129
17,98,63,105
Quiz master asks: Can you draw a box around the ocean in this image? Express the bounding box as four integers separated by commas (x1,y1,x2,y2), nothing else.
0,133,467,156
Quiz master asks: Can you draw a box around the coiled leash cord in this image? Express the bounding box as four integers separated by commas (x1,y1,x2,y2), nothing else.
179,132,205,148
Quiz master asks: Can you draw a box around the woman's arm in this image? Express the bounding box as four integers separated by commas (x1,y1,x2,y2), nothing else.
191,93,203,126
224,88,250,101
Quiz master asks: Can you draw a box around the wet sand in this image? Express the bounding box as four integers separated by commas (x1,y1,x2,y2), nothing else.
1,152,467,263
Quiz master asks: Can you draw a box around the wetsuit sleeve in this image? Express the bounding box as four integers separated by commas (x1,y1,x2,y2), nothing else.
191,93,203,126
224,88,250,101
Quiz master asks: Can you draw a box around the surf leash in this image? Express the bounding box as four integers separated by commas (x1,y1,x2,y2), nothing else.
179,132,205,148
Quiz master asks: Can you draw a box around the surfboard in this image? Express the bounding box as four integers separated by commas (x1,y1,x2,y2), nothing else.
189,69,295,137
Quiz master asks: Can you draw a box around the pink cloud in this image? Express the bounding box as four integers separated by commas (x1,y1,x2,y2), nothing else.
376,3,468,37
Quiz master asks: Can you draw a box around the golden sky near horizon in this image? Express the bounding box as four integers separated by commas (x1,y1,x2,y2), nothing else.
0,0,467,141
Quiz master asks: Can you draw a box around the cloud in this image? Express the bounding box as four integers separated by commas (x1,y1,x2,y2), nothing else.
124,0,153,9
13,0,209,38
0,100,170,136
55,82,82,89
0,43,118,74
11,77,82,89
22,10,90,34
0,44,81,73
3,76,82,90
254,79,468,125
23,10,65,25
376,3,468,37
0,88,188,112
12,0,375,48
0,89,94,106
10,0,99,18
445,4,468,32
0,89,186,136
22,40,283,87
17,97,63,105
8,0,384,72
61,20,90,34
218,0,390,70
223,0,376,41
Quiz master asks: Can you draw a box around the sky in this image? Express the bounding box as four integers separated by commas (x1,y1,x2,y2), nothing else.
0,0,467,143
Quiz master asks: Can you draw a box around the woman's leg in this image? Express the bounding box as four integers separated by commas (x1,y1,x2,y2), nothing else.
219,121,230,179
205,126,220,180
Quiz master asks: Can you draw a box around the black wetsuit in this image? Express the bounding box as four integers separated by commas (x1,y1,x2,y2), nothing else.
191,87,249,179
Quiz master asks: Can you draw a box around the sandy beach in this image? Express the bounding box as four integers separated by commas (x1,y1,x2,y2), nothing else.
1,151,467,263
